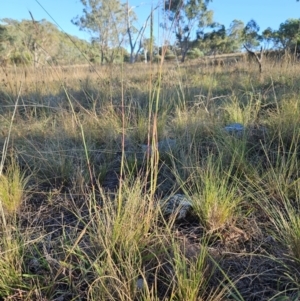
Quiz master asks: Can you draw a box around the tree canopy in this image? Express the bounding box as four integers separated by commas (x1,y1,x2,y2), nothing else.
0,18,93,66
72,0,127,64
164,0,214,62
1,3,300,66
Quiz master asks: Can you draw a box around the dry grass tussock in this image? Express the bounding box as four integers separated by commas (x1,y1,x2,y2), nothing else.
1,59,300,300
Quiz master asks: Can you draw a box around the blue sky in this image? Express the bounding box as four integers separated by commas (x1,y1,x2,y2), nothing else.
1,0,299,43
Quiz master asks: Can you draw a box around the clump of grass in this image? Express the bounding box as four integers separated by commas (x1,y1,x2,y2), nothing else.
251,182,300,269
217,130,257,179
170,239,216,301
222,93,262,125
0,228,28,298
267,97,300,149
169,107,219,167
254,139,300,205
194,156,242,232
174,154,242,233
85,178,159,300
128,107,168,145
0,159,30,298
247,146,300,260
20,138,83,187
0,158,29,217
282,205,300,261
170,107,217,141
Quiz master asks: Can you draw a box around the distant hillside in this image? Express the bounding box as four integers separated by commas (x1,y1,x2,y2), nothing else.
0,18,99,66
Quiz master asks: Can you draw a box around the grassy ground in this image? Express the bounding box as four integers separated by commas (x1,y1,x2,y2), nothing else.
0,57,300,300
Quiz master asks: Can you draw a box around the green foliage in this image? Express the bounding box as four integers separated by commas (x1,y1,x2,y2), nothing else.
242,19,261,49
0,229,27,298
227,19,245,51
10,51,32,65
171,241,212,301
164,0,214,62
0,18,92,66
2,13,300,67
187,47,204,59
0,24,14,58
275,19,300,51
87,179,158,300
72,0,128,64
191,156,241,232
194,19,244,55
223,93,262,125
247,146,300,261
0,160,29,216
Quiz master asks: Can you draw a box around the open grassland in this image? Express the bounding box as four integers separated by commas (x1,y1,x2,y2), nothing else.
1,58,300,300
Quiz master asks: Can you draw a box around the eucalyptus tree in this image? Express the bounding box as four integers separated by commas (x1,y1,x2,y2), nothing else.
188,19,244,56
0,19,25,64
201,24,230,54
164,0,213,62
72,0,127,64
242,19,261,49
141,38,152,63
125,2,159,63
24,16,57,67
0,24,14,64
261,27,275,49
0,18,56,67
275,19,300,52
226,19,245,52
125,0,144,63
242,20,264,73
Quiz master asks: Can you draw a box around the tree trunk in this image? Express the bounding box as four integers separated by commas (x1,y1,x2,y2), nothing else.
244,45,264,74
181,48,189,63
100,48,105,65
33,41,39,68
130,52,135,63
180,40,190,63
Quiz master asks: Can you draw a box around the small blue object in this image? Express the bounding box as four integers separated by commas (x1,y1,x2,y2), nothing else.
224,123,244,131
224,123,244,137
